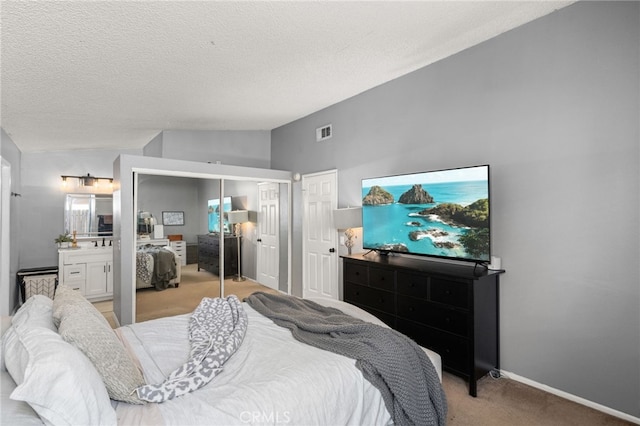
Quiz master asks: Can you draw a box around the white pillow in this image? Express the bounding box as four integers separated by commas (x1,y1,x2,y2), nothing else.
12,295,56,331
6,326,117,426
1,295,55,373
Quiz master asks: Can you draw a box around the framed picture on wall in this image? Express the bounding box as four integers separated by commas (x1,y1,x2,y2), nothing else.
162,211,185,226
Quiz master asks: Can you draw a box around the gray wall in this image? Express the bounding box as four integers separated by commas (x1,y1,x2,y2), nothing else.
17,148,141,270
1,129,22,312
146,129,272,168
137,175,200,244
271,1,639,418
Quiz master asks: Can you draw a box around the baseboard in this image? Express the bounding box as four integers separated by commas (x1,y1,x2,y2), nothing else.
501,370,640,425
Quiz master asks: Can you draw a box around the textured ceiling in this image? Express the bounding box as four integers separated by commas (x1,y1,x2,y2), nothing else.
1,1,573,153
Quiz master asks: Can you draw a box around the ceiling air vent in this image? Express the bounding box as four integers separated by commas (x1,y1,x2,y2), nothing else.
316,124,332,142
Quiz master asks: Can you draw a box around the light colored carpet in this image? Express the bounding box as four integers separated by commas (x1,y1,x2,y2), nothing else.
93,263,278,326
444,372,633,426
93,264,633,426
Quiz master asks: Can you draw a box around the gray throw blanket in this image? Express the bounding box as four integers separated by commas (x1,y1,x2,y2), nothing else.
137,245,177,290
136,295,247,402
246,292,447,426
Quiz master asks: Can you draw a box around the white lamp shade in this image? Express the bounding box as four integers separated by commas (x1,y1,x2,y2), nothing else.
227,210,249,224
333,207,362,230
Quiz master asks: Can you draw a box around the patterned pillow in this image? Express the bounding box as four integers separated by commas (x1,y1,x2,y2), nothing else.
53,284,107,327
54,285,146,404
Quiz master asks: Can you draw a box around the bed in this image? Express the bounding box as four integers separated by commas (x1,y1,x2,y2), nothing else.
1,289,446,426
136,243,181,290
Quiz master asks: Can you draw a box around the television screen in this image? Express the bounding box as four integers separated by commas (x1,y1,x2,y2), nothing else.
208,196,232,233
362,165,490,263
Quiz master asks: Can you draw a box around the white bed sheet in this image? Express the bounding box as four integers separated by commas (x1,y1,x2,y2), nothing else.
116,303,392,425
115,299,442,426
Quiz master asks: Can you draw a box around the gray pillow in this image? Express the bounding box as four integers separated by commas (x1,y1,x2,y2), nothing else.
53,285,107,327
54,285,146,404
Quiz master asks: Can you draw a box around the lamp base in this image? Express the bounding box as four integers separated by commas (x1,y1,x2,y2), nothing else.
232,276,246,282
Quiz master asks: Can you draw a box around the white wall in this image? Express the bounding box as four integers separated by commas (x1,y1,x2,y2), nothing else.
271,1,639,418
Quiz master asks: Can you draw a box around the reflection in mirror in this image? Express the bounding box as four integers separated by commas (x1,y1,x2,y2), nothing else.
133,175,290,323
64,194,113,237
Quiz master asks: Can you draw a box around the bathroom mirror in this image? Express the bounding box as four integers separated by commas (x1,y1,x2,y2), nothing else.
64,194,113,237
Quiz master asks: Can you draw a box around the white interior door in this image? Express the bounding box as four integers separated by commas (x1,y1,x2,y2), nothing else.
302,170,338,300
1,158,11,315
256,182,279,290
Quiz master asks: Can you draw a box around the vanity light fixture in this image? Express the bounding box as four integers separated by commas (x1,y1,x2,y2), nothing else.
60,173,113,188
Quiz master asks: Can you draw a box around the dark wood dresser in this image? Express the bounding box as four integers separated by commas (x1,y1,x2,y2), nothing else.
342,253,504,396
197,234,238,277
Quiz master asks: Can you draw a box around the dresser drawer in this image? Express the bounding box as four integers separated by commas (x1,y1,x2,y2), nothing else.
344,283,394,315
397,297,468,337
397,271,429,299
430,278,470,309
369,267,394,291
396,318,469,374
170,241,186,253
344,262,368,285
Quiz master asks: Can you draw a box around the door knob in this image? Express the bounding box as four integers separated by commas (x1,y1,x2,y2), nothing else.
329,248,335,253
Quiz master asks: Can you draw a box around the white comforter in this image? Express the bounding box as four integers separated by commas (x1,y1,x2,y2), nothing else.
116,303,395,425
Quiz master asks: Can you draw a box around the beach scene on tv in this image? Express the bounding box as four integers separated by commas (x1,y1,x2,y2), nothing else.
362,166,490,262
208,197,232,233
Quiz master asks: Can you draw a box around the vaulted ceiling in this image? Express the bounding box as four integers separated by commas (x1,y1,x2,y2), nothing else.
1,1,573,152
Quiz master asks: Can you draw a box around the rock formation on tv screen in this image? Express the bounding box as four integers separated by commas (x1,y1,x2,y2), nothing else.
419,198,489,228
398,184,434,204
362,186,394,205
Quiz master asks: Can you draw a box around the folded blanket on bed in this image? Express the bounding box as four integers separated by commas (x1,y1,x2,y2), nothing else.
136,295,247,403
137,245,177,290
246,292,447,426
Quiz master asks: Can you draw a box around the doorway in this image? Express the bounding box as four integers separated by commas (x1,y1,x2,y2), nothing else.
256,182,280,290
1,158,11,316
302,170,338,300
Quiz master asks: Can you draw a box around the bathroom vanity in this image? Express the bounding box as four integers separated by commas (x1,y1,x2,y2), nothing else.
58,244,113,301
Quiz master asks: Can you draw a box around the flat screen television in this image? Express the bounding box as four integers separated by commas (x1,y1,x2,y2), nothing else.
208,196,232,233
362,165,490,263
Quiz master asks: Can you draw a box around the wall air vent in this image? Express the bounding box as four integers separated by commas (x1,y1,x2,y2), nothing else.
316,124,332,142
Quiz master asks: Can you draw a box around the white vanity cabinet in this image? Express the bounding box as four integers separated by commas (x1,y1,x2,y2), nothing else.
58,247,113,301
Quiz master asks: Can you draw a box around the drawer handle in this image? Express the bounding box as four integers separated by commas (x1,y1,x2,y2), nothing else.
355,272,360,276
355,291,360,296
70,271,80,275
